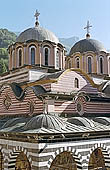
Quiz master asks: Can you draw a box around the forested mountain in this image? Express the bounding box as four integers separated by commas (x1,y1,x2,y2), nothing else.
0,29,16,48
0,29,17,74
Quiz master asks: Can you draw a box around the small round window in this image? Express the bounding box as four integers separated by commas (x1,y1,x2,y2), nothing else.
76,102,84,115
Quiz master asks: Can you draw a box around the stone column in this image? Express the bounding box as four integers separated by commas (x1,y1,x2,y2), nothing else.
80,54,83,70
38,44,42,66
43,97,55,115
94,54,97,73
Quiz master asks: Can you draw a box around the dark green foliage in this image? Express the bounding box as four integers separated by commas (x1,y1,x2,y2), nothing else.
0,28,17,48
0,58,8,74
0,48,8,59
0,28,17,74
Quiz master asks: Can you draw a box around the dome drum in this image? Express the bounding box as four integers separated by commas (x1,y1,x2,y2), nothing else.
9,26,65,71
66,38,109,75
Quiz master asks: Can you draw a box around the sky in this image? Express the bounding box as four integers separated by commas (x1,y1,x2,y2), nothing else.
0,0,110,49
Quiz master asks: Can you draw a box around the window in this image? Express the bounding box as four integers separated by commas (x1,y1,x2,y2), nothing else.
88,57,92,73
100,57,103,74
45,48,48,66
18,49,22,67
31,48,35,65
76,57,80,68
75,78,79,88
108,57,110,74
12,50,14,68
67,59,71,68
56,50,59,68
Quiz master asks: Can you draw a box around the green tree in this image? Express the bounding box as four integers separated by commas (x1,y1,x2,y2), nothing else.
0,58,8,74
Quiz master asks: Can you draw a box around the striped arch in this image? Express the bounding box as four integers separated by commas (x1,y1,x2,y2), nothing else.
47,146,82,169
0,146,5,170
0,146,5,161
86,143,110,169
8,146,32,169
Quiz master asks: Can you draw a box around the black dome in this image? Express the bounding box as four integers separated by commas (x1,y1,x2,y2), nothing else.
69,38,106,55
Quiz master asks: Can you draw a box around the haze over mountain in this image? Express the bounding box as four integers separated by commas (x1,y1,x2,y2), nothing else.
59,36,79,53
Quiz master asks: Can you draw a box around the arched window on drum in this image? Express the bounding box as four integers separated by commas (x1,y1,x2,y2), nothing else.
88,56,92,73
75,57,80,68
67,59,71,68
31,47,35,65
99,56,103,74
56,50,60,68
108,57,110,74
18,48,23,67
12,50,15,69
44,47,50,66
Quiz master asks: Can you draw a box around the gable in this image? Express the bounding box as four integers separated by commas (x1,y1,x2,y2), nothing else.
51,69,98,94
0,84,43,116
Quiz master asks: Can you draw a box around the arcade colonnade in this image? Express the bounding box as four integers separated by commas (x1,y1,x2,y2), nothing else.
0,138,109,169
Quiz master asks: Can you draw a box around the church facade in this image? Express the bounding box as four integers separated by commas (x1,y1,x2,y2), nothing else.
0,11,110,170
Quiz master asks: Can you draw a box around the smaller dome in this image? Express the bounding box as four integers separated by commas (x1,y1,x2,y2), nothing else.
94,117,110,125
67,117,95,127
69,38,106,55
23,114,66,130
16,26,59,44
1,117,28,129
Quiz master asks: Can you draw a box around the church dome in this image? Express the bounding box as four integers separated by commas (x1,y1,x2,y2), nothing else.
16,26,59,44
23,114,66,130
69,38,106,55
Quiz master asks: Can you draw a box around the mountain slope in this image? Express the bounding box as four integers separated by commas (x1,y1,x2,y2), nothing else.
59,36,79,53
0,29,17,73
0,29,17,48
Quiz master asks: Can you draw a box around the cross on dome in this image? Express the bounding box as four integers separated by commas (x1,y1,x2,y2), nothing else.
34,10,40,27
84,21,92,34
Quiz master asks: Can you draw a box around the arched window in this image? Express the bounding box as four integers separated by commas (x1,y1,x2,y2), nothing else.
0,151,4,170
15,152,31,170
69,60,71,68
67,59,71,68
56,50,59,68
31,48,35,65
45,48,48,66
76,57,80,68
12,50,14,68
88,57,92,73
75,78,79,88
50,151,78,170
18,49,22,67
100,57,103,74
108,57,110,74
88,148,106,170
